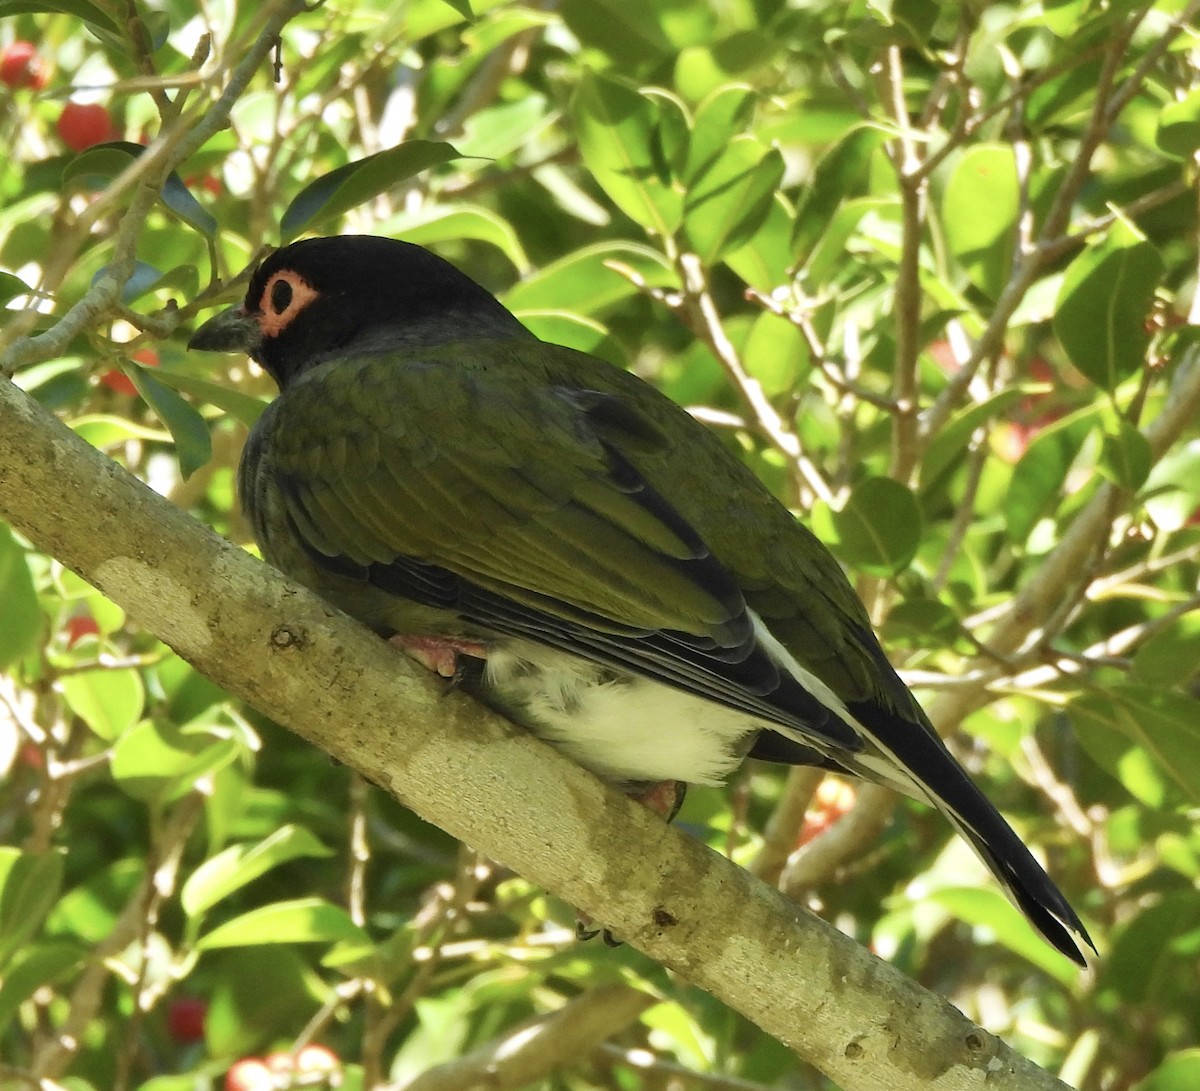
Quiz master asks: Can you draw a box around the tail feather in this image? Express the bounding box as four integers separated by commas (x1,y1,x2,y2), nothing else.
839,697,1095,965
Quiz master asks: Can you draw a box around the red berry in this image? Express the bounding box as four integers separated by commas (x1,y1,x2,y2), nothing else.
295,1044,339,1073
225,1058,273,1091
64,615,100,647
166,996,207,1043
17,742,44,769
0,42,46,90
185,173,222,197
100,369,138,396
56,102,116,153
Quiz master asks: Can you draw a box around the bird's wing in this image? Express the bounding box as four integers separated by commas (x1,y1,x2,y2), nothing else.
261,346,861,750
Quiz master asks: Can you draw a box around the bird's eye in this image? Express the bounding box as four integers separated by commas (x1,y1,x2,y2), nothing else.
270,279,293,314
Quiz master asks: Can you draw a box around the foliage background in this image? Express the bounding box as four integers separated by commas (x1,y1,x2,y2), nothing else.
1,0,1199,1088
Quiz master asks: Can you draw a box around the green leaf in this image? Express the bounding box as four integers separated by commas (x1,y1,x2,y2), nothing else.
182,826,334,919
724,193,793,292
147,368,267,428
0,942,81,1037
60,142,215,235
196,898,368,950
110,719,239,804
504,241,676,314
1156,89,1200,158
61,144,136,187
1069,687,1200,807
280,141,464,241
572,72,684,238
205,946,330,1058
0,0,121,32
684,140,785,263
1098,420,1151,490
0,848,65,971
1132,615,1200,688
0,521,41,667
919,386,1031,496
743,311,807,396
1004,411,1097,543
378,205,529,271
131,366,212,479
1054,225,1163,391
685,84,756,181
61,667,144,742
161,172,218,237
0,271,30,305
1105,894,1200,1006
1135,1050,1200,1091
438,0,474,20
1142,438,1200,531
942,145,1019,300
793,126,888,265
927,888,1078,984
811,477,921,576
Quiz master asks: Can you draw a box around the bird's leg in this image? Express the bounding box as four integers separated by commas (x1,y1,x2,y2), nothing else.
388,634,488,680
576,779,688,943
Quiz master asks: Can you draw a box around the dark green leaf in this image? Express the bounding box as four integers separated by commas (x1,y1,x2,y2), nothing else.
793,126,888,265
1157,90,1200,158
0,849,65,971
942,145,1019,300
1004,411,1097,543
1104,894,1200,1006
0,522,41,668
0,0,122,32
811,477,922,576
0,271,30,305
182,827,334,919
149,367,267,428
919,386,1031,495
1069,686,1200,807
1054,225,1163,390
927,888,1078,982
1099,420,1151,490
196,898,368,949
1132,615,1200,688
206,947,330,1057
132,366,212,479
0,942,81,1037
280,141,464,241
161,172,218,237
61,143,136,187
504,241,677,313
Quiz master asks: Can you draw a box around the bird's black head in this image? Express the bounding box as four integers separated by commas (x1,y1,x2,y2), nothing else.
188,235,527,388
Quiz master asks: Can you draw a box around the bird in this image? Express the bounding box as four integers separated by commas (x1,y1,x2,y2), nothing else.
188,234,1093,965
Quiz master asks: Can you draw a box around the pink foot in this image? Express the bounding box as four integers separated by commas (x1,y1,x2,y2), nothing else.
389,634,488,678
630,779,687,822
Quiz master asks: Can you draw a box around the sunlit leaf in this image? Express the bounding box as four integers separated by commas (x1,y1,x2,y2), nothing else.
280,141,463,240
1054,224,1163,391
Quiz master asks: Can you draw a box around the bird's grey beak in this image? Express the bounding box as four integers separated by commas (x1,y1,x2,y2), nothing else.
188,305,262,354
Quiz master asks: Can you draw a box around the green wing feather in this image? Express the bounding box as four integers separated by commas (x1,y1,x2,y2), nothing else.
263,338,900,716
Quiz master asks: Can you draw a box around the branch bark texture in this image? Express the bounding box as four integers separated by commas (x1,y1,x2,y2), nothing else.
0,377,1074,1091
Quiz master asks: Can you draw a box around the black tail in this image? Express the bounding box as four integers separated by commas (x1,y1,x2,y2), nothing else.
843,696,1095,966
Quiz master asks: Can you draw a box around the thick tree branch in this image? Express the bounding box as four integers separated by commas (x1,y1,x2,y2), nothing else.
0,379,1078,1091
